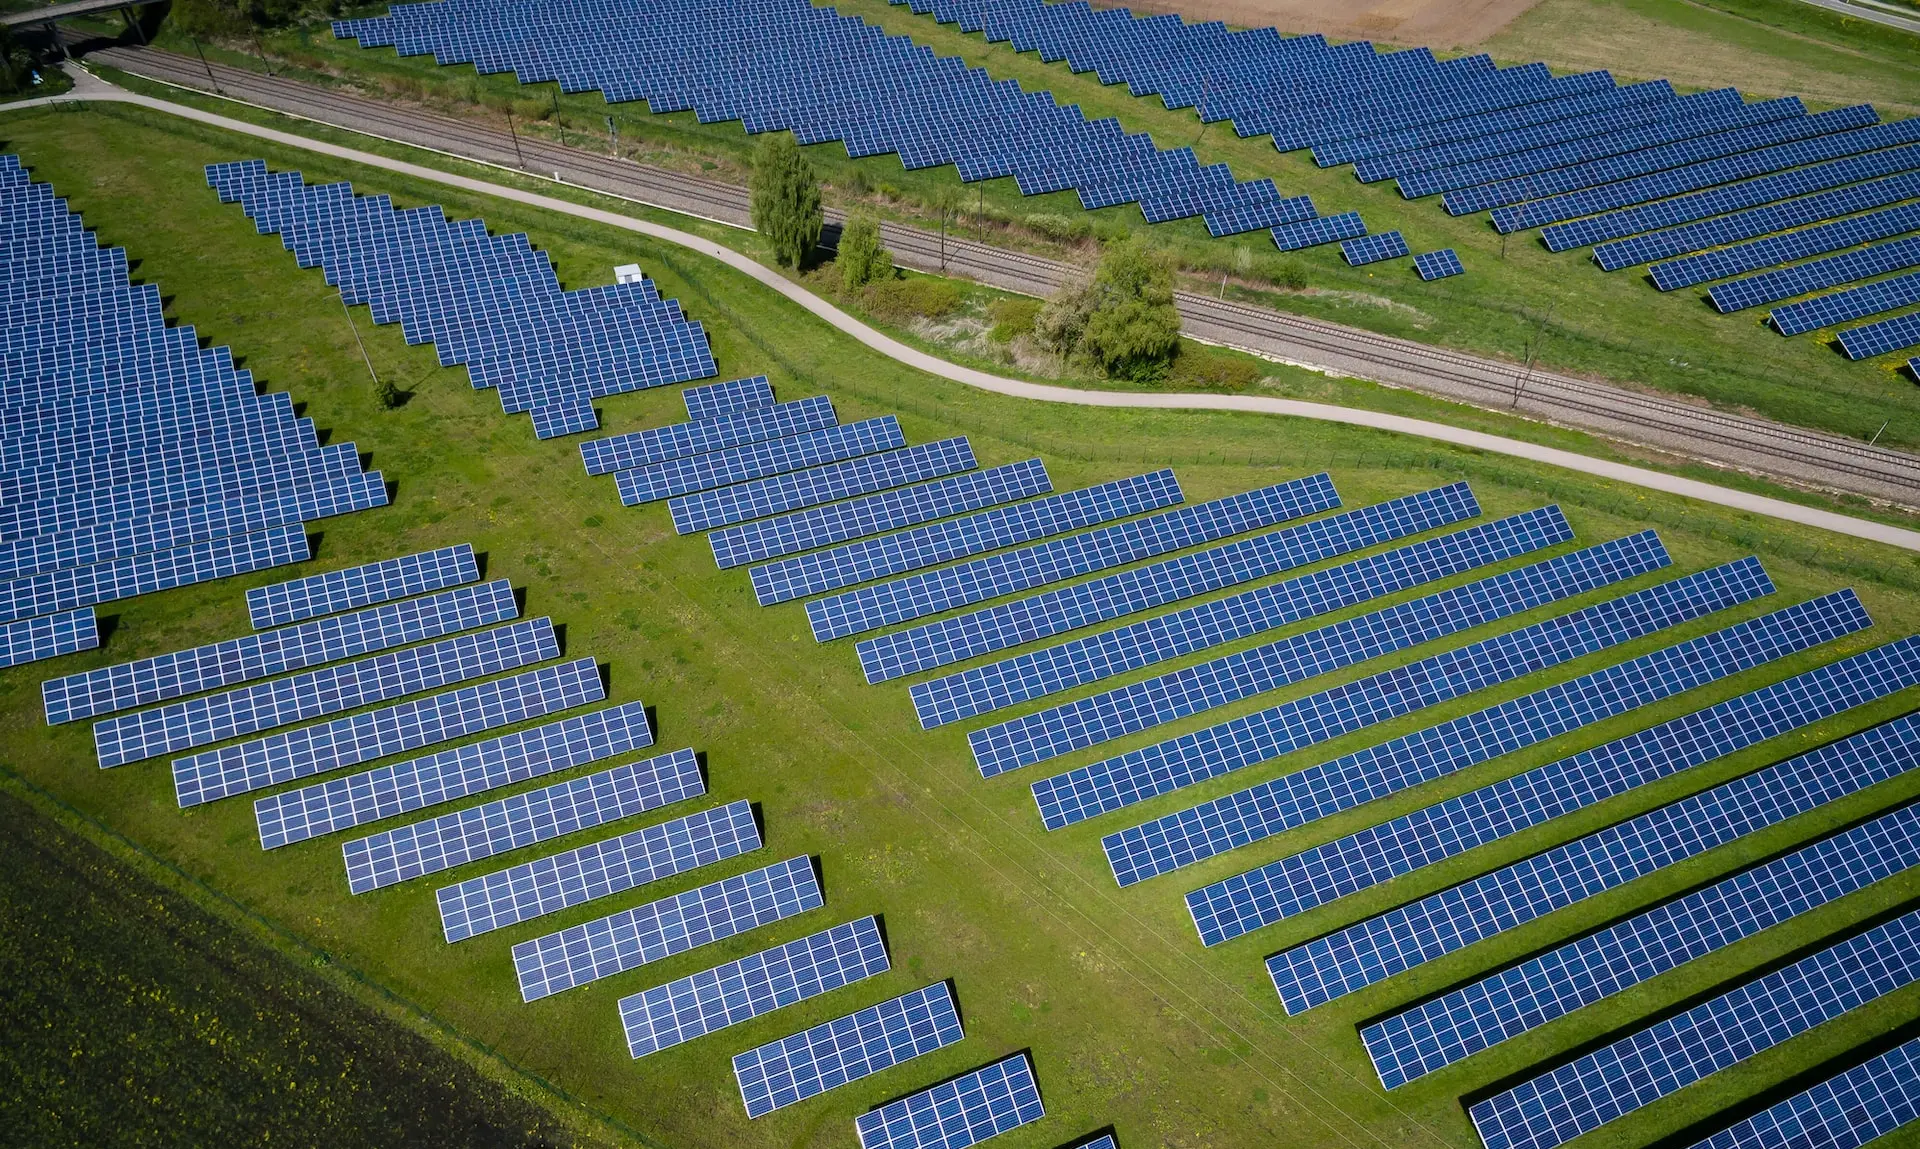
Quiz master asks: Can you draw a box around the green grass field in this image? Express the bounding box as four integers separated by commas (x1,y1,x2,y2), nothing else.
6,101,1920,1149
148,0,1920,460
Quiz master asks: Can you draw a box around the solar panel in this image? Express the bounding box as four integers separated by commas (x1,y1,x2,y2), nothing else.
248,544,478,629
867,483,1475,686
810,473,1337,642
173,657,604,807
735,982,964,1118
1839,309,1920,360
1363,716,1920,1087
343,746,703,892
1710,236,1920,313
1413,249,1463,280
255,700,652,848
1629,191,1920,282
993,530,1680,780
1277,681,1920,1016
1340,231,1409,266
1191,623,1909,949
917,506,1568,730
1105,570,1842,888
435,798,759,941
44,579,519,726
0,522,309,625
1686,1038,1920,1149
682,375,775,421
580,395,837,476
713,459,1051,570
671,438,979,534
757,468,1179,607
1772,271,1920,336
619,916,890,1058
1470,906,1920,1149
615,417,903,504
0,606,96,669
855,1053,1045,1149
1271,212,1366,251
514,854,822,1001
93,617,558,768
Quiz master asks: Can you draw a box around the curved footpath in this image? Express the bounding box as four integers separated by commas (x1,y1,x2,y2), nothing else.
82,46,1920,510
20,71,1920,554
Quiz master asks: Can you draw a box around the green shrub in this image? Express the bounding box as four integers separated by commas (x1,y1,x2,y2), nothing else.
837,212,893,295
1268,259,1308,291
1170,346,1263,391
987,297,1041,343
749,133,823,269
863,277,962,323
1023,213,1092,243
1035,238,1181,381
843,168,873,197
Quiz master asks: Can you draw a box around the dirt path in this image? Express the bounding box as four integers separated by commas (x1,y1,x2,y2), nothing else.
1108,0,1545,46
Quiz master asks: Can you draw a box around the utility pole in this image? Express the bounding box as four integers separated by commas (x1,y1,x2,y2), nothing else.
190,35,221,96
1870,419,1889,446
505,108,526,168
606,114,618,156
339,292,379,388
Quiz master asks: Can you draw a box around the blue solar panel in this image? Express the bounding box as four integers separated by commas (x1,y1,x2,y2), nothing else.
735,982,964,1118
1363,715,1920,1087
248,544,477,629
1470,906,1920,1149
173,657,604,807
917,506,1566,730
1711,236,1920,313
615,417,903,504
1413,249,1464,280
682,375,774,421
45,579,518,726
0,606,95,669
580,395,837,476
530,393,597,439
713,459,1051,570
811,473,1337,642
671,437,979,534
93,617,557,768
620,916,890,1058
1276,679,1920,1015
1687,1038,1920,1149
1271,212,1366,251
855,1053,1045,1149
1773,272,1920,336
1838,309,1920,360
994,531,1679,780
1191,624,1910,949
255,700,653,848
869,483,1475,686
514,855,822,1001
1105,569,1839,888
1615,182,1920,277
758,468,1179,607
0,522,309,625
435,798,759,941
1340,231,1409,266
343,746,703,892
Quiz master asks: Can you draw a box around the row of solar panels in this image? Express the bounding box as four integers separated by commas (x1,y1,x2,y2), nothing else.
644,401,1920,1149
881,0,1920,359
0,155,390,674
203,160,719,438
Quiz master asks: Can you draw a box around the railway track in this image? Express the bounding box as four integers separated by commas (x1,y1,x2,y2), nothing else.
86,44,1920,509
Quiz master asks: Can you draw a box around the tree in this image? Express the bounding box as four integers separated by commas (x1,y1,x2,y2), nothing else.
1037,237,1181,382
749,133,822,269
837,211,892,294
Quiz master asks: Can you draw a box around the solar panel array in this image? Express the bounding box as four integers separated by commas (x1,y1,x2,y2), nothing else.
255,699,654,848
917,503,1565,731
436,798,759,941
855,1053,1044,1149
712,459,1051,570
978,528,1679,779
172,657,605,807
1270,665,1920,1014
1340,230,1410,266
1688,1037,1920,1149
1638,194,1920,284
615,417,905,505
1413,249,1464,280
342,746,703,892
579,394,837,476
1020,530,1680,804
620,916,890,1058
865,483,1474,686
93,616,558,768
757,468,1178,608
734,982,964,1118
0,157,387,655
1709,236,1920,313
247,544,477,629
1772,271,1920,337
1191,623,1906,948
206,160,715,438
681,374,773,422
1363,714,1920,1087
810,473,1335,642
1838,309,1920,360
1271,212,1366,252
514,855,822,1001
1471,906,1920,1149
671,437,979,535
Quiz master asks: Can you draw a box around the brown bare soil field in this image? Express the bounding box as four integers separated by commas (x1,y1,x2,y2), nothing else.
1110,0,1547,46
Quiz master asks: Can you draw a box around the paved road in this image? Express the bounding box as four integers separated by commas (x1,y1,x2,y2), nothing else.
84,45,1920,511
1793,0,1920,34
25,67,1920,554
